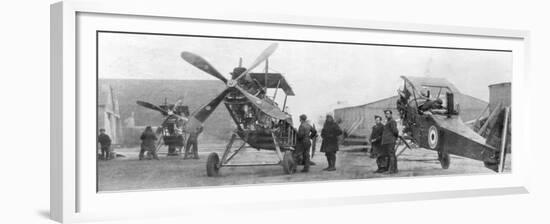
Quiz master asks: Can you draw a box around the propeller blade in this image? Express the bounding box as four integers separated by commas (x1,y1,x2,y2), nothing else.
185,88,231,133
234,43,278,81
234,85,290,121
136,100,168,116
181,52,228,83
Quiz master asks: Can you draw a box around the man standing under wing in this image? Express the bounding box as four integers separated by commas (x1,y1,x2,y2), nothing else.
295,114,317,173
184,126,203,160
381,109,399,174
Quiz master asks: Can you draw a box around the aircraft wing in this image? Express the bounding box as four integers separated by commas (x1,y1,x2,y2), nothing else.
430,114,498,169
431,115,493,149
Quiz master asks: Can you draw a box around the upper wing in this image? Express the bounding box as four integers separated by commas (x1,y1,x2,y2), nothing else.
235,85,290,120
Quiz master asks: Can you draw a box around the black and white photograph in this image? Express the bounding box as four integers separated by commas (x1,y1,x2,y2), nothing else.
96,31,512,191
7,0,550,223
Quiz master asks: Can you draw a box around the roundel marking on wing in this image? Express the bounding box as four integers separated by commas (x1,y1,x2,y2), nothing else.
428,125,439,149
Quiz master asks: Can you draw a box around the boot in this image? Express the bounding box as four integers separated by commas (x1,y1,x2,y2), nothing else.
323,155,331,171
151,151,160,160
301,163,310,172
327,155,336,171
388,155,398,174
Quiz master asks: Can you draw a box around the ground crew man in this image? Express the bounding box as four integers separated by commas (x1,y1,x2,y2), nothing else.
370,116,387,172
139,126,159,160
165,111,181,156
98,128,112,160
381,110,399,174
295,114,317,172
320,115,343,171
184,126,203,160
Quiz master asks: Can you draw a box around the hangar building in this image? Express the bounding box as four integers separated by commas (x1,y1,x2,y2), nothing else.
97,84,122,145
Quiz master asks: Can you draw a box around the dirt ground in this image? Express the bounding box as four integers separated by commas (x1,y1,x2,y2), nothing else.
98,142,512,192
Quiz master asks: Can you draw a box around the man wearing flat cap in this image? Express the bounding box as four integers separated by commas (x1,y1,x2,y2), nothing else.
295,114,317,172
381,109,399,174
370,115,386,171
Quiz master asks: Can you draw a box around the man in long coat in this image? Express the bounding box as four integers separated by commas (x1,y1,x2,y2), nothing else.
139,126,159,160
381,110,399,174
295,114,317,172
320,115,343,171
370,116,386,172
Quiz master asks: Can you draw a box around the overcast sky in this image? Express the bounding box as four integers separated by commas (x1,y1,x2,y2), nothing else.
98,32,512,124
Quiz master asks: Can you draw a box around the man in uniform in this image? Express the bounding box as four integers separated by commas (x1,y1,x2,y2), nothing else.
381,110,399,174
184,126,203,160
97,128,111,160
295,114,317,172
370,116,386,171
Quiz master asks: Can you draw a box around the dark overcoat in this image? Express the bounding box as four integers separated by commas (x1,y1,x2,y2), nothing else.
140,132,158,151
370,123,384,146
370,123,384,154
97,133,111,149
320,122,343,153
381,118,399,145
98,133,111,148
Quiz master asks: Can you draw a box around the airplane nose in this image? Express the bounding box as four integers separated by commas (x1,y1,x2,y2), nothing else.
227,80,237,87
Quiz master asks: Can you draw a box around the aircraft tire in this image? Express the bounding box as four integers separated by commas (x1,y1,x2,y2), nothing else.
206,152,220,177
428,125,440,150
282,151,297,174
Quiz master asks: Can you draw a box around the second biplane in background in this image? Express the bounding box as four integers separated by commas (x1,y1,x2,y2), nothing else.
396,76,508,172
136,99,189,156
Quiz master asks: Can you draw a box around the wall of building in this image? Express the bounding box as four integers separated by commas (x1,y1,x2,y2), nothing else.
97,85,122,145
489,82,512,110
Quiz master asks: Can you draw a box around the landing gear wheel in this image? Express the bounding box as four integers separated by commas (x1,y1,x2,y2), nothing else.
206,152,220,177
428,125,439,150
438,151,450,169
282,151,297,174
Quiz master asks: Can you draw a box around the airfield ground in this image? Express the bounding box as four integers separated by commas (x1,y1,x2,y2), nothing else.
98,142,512,192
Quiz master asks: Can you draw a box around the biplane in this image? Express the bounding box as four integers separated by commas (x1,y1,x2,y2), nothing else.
396,76,505,172
180,43,306,176
136,99,189,156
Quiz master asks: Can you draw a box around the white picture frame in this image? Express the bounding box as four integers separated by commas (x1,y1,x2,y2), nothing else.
50,0,530,223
